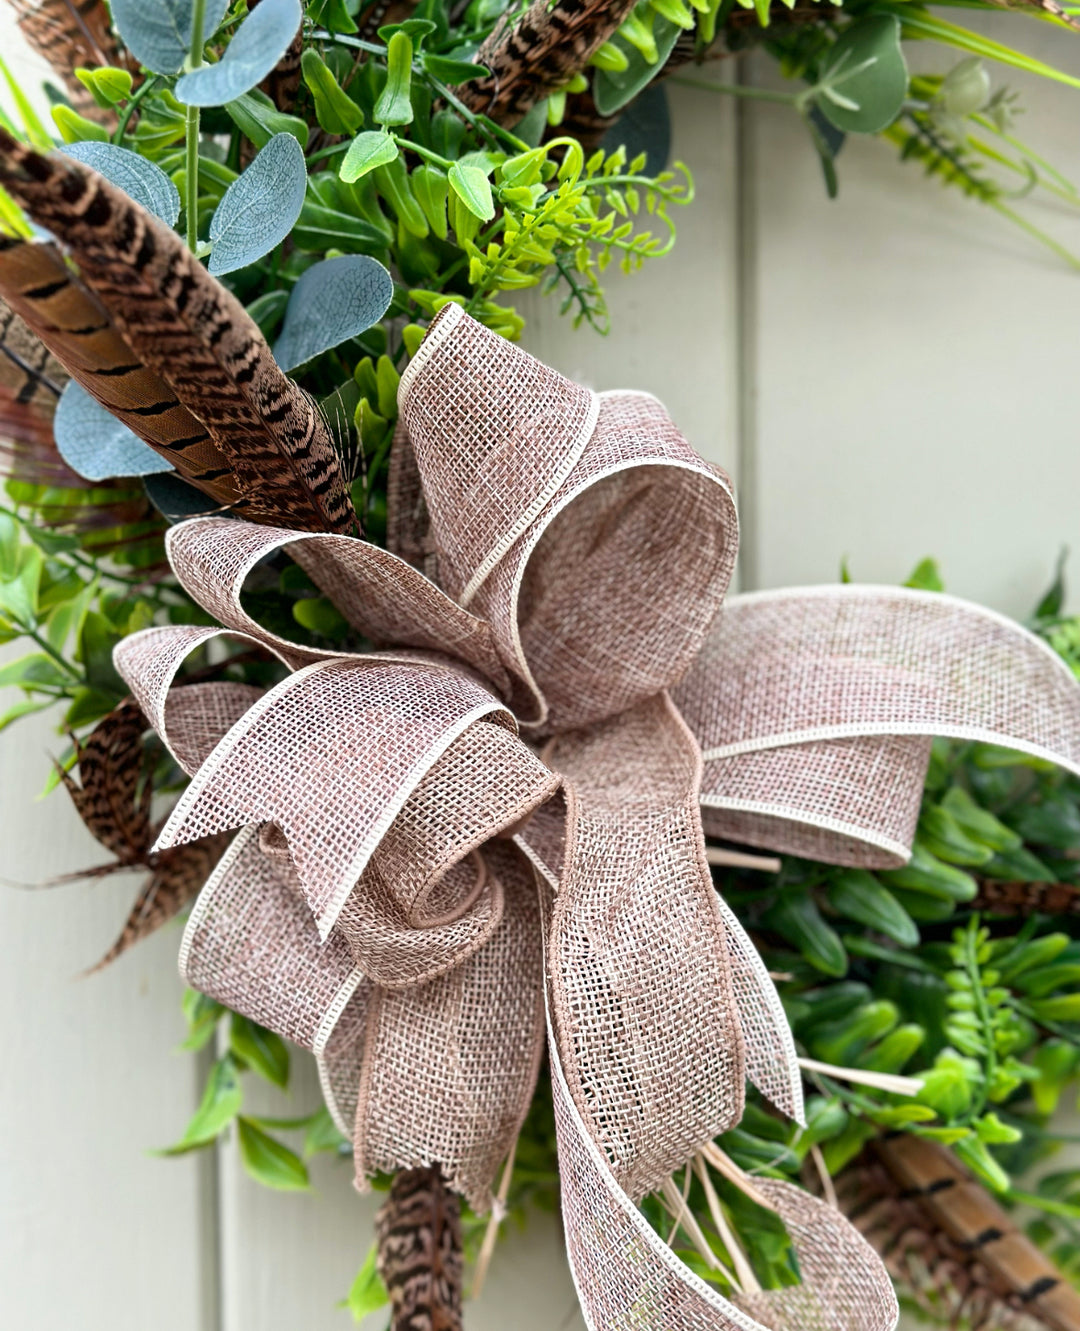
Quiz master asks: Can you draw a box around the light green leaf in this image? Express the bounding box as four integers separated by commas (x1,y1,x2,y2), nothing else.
340,131,399,183
373,31,414,126
897,10,1080,91
342,1242,389,1321
0,543,43,628
448,160,494,221
161,1056,242,1153
236,1117,310,1190
0,697,52,731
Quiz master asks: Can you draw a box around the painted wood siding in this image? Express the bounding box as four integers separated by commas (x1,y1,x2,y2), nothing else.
1,14,1079,1329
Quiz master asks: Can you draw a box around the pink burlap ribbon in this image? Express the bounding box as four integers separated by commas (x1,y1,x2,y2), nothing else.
114,304,1080,1331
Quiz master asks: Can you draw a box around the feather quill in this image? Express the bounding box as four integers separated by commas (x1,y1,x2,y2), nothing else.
0,132,359,535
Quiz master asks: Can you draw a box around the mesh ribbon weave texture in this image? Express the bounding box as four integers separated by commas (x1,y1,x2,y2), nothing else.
113,305,1080,1331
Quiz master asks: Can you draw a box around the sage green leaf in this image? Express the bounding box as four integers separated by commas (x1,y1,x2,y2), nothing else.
815,14,908,136
110,0,229,76
176,0,302,107
448,160,494,221
209,133,307,275
236,1117,310,1190
340,130,399,183
161,1056,242,1153
54,382,173,482
274,255,394,371
65,142,180,226
593,17,680,118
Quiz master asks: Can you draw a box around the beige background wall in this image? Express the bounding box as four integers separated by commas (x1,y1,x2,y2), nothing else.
2,13,1079,1329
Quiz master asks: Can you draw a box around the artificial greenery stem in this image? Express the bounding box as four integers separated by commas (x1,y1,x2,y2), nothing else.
184,0,209,254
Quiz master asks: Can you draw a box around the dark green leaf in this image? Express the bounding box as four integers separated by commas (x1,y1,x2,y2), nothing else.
825,869,919,946
593,17,680,117
421,54,487,85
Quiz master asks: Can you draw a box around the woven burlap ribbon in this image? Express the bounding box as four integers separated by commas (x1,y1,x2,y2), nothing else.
114,304,1080,1331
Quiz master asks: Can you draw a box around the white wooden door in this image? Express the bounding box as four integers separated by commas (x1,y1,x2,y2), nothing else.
2,12,1080,1328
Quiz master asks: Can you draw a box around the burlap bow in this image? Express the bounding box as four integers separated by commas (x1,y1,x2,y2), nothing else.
114,304,1080,1331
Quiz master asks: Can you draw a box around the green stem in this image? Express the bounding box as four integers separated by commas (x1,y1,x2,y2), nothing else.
392,136,452,169
184,0,209,254
113,75,162,147
27,627,82,680
668,74,799,105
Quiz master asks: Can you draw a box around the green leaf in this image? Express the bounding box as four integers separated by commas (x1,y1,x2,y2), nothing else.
0,512,18,579
209,133,307,276
919,804,994,867
340,130,400,183
411,163,449,240
161,1055,242,1153
235,1117,311,1190
940,786,1020,854
1033,547,1068,621
974,1112,1022,1145
77,610,126,694
448,160,495,221
954,1133,1010,1192
593,17,680,117
76,66,134,109
176,0,303,106
0,697,51,731
180,989,226,1051
764,886,848,977
1028,992,1080,1023
62,687,116,729
304,1105,349,1156
421,54,487,85
301,48,363,135
225,90,308,149
903,556,944,592
0,542,43,627
815,14,908,136
111,0,230,76
373,31,414,126
825,869,919,946
0,55,54,150
342,1243,389,1321
880,842,978,901
918,1048,979,1119
230,1014,290,1089
895,10,1080,92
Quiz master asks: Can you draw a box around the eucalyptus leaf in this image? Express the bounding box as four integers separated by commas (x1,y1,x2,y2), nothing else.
144,472,221,522
176,0,302,107
601,82,670,174
593,17,680,118
110,0,230,76
65,142,181,226
54,382,173,483
273,255,394,371
815,14,908,136
208,133,306,275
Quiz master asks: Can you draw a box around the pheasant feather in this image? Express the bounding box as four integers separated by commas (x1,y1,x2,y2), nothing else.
375,1166,464,1331
0,131,360,535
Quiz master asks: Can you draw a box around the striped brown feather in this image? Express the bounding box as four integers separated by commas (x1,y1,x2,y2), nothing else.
5,0,134,118
975,879,1080,916
0,238,252,511
375,1166,464,1331
459,0,640,124
0,132,360,535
